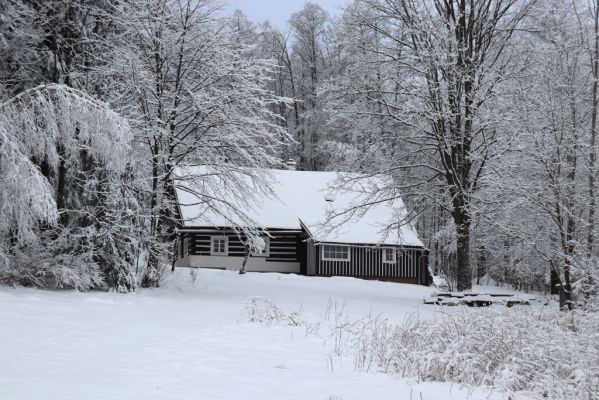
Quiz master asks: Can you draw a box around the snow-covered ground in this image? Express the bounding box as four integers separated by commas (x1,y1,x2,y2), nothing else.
0,269,549,400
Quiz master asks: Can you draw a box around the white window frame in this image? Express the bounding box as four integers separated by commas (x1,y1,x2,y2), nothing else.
210,236,228,256
383,248,397,263
321,245,350,261
250,236,270,257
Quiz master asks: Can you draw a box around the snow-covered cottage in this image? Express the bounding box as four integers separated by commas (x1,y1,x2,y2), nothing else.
173,166,430,285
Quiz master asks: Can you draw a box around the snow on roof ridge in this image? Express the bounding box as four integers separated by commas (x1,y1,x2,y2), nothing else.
174,165,424,247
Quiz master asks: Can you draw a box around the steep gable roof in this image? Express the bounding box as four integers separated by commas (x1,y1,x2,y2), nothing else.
174,166,423,247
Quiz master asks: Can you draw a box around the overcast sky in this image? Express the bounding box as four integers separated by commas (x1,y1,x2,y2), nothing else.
223,0,348,31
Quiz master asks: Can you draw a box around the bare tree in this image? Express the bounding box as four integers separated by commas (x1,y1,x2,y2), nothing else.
112,0,289,285
328,0,532,290
508,0,591,307
289,2,330,170
587,0,599,258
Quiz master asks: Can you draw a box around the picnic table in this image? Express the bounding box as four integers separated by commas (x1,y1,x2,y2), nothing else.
424,292,531,307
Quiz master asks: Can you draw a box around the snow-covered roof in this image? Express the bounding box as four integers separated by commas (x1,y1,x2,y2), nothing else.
174,166,423,247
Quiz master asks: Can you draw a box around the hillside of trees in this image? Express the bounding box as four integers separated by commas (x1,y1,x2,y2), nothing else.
1,0,598,309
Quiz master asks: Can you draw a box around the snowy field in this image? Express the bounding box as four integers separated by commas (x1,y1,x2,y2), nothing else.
0,269,554,400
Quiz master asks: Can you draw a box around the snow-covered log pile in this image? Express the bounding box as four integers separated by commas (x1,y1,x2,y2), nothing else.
423,292,533,307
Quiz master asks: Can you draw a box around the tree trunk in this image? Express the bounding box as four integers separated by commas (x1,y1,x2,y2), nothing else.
550,267,561,295
454,213,472,291
56,144,68,225
588,0,599,258
450,185,473,291
240,246,250,275
144,139,162,288
561,259,573,310
561,217,576,310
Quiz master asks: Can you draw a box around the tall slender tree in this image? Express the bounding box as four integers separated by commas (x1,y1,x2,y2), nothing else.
289,2,330,170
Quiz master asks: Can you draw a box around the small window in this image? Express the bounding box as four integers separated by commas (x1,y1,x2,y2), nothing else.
250,236,270,257
211,236,228,256
383,248,396,263
322,245,350,261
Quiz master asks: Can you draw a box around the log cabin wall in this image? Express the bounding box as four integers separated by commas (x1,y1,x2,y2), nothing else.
177,229,429,285
180,229,303,262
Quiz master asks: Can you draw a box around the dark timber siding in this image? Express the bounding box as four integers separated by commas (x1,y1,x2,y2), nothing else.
317,246,426,283
182,229,302,262
178,228,429,285
306,241,318,275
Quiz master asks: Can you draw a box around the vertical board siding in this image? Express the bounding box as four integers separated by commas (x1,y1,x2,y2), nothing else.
318,246,424,278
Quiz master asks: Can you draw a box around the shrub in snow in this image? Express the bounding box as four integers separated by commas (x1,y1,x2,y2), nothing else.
103,254,138,293
189,268,200,285
242,297,286,326
242,297,305,327
242,297,319,336
572,258,599,308
244,297,599,399
140,261,171,289
3,242,103,290
344,309,599,399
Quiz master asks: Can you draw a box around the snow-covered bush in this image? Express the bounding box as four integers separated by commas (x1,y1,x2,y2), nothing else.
2,242,104,290
572,258,599,309
242,297,286,326
241,297,320,336
0,84,142,291
342,309,599,399
242,297,305,327
245,296,598,399
189,268,200,285
0,128,57,245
